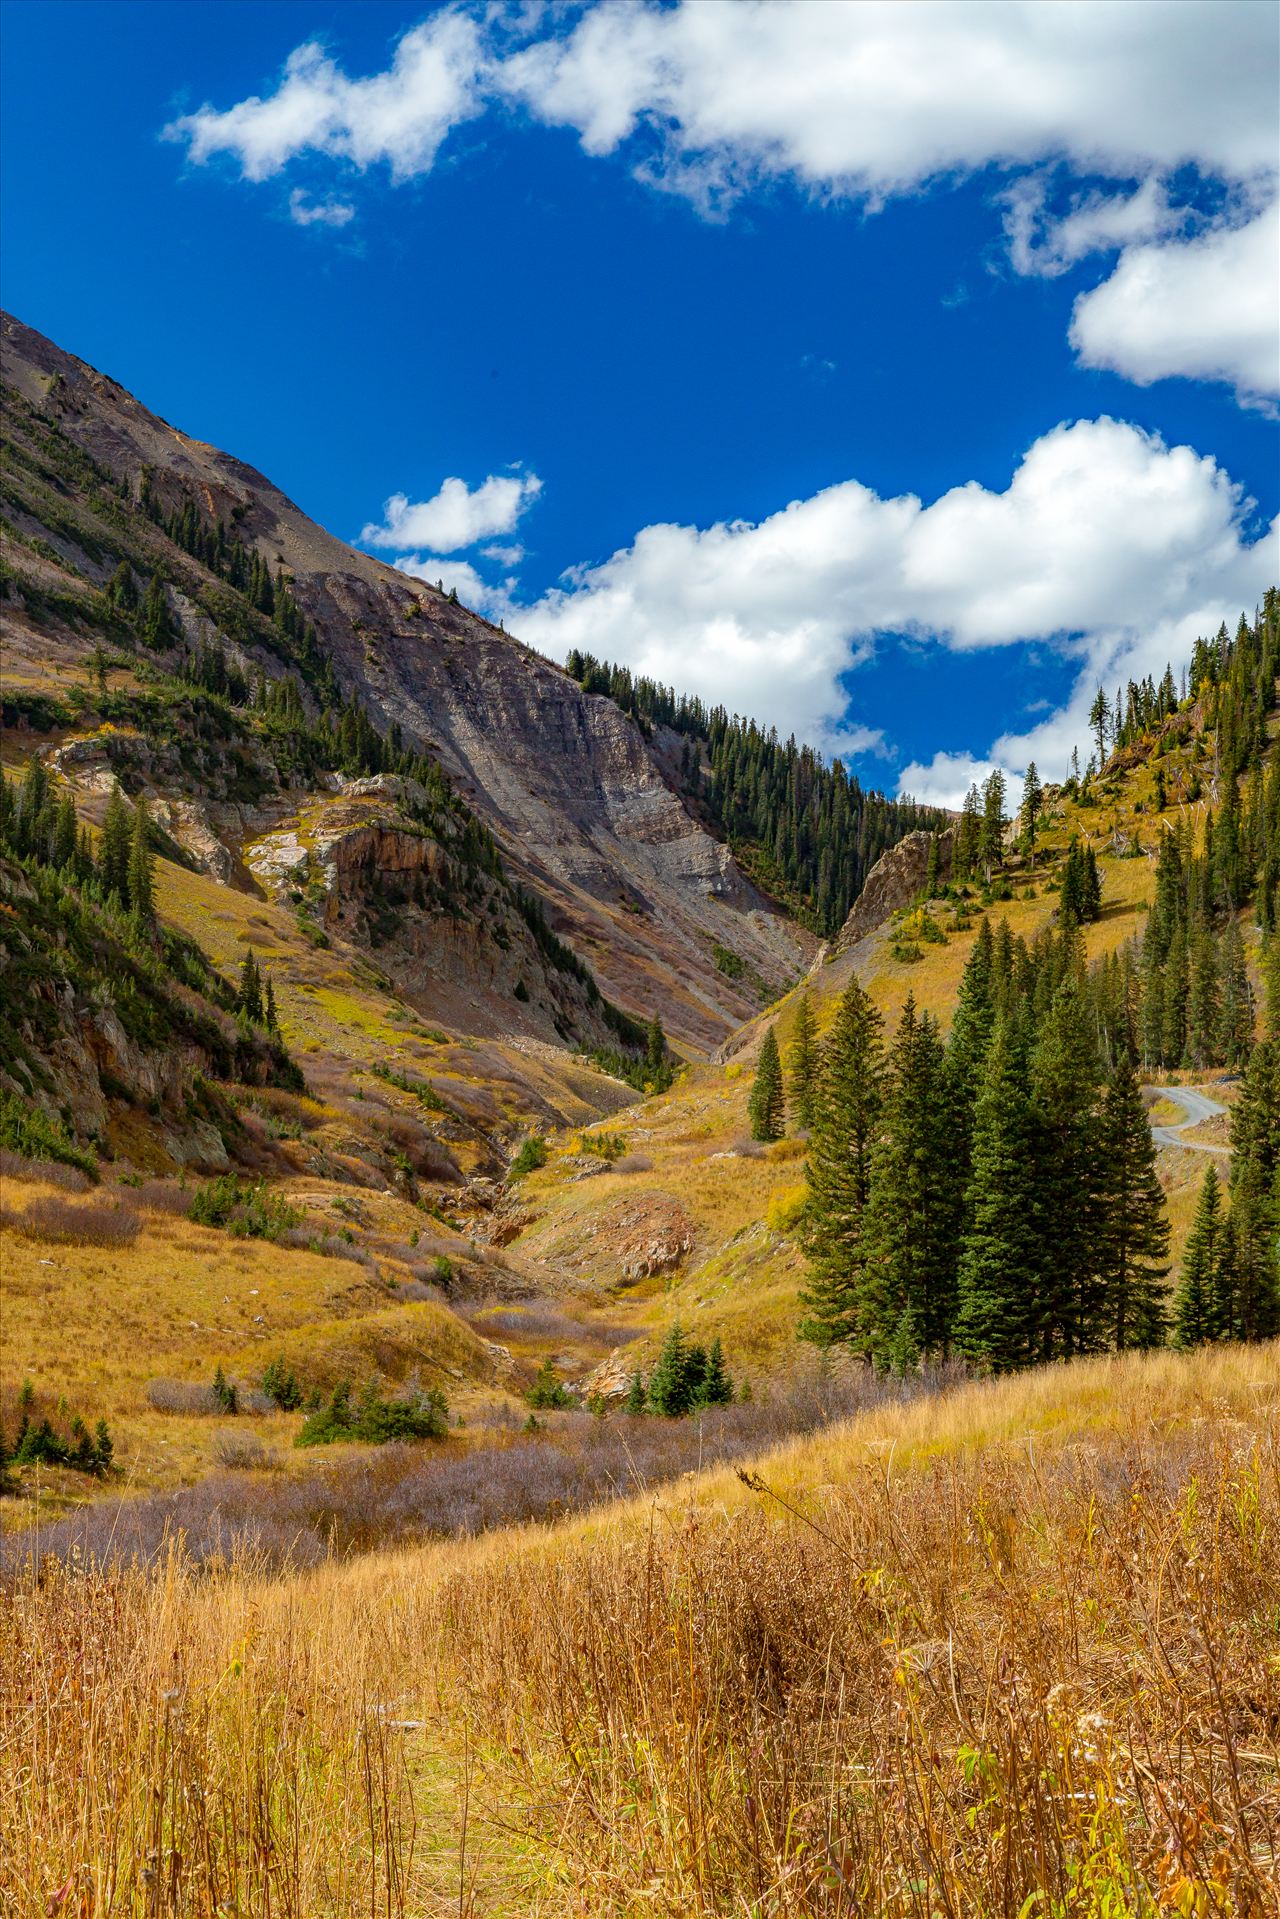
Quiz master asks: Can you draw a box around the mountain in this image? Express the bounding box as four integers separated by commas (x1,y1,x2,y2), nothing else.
1,311,835,1054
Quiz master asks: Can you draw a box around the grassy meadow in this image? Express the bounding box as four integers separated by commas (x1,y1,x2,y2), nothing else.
2,1341,1276,1916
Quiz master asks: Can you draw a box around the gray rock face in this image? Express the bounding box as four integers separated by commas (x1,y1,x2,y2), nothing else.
833,828,954,953
1,311,815,1053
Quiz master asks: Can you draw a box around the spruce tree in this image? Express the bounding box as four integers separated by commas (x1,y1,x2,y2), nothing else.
1095,1053,1170,1348
788,990,819,1130
127,794,155,926
647,1323,693,1416
1217,921,1253,1067
264,974,280,1036
796,978,883,1347
237,949,264,1024
624,1370,647,1415
954,1019,1043,1372
99,783,133,905
1029,976,1102,1356
1019,761,1043,865
748,1027,785,1142
697,1337,733,1405
855,998,960,1364
979,770,1007,885
1172,1166,1226,1349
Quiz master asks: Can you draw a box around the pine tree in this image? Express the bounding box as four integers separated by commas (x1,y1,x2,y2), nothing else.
1089,687,1111,768
1172,1166,1226,1348
647,1323,693,1416
237,949,263,1024
796,979,884,1347
99,782,133,905
954,1019,1043,1372
263,974,280,1036
788,990,819,1130
697,1337,733,1406
1029,976,1102,1356
127,794,155,926
1095,1053,1170,1348
624,1370,647,1415
1019,761,1043,865
1217,922,1253,1067
748,1028,785,1142
979,770,1007,885
855,997,960,1363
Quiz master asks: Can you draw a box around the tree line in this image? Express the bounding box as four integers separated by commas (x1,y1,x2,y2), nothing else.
563,649,945,934
751,910,1278,1372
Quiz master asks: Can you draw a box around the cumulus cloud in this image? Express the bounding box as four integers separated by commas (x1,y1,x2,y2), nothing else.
392,553,515,620
361,471,542,553
508,417,1274,765
498,0,1277,201
164,11,486,182
1070,196,1280,404
288,186,354,227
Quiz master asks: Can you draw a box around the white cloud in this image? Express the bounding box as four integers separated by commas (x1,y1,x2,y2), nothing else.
393,553,515,620
164,12,486,182
507,417,1274,766
895,752,1011,815
166,4,1277,406
1070,196,1280,404
1002,174,1186,278
498,0,1278,202
481,542,525,565
288,186,354,227
361,471,542,553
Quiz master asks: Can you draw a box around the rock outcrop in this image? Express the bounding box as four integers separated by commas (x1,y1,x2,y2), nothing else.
833,828,954,953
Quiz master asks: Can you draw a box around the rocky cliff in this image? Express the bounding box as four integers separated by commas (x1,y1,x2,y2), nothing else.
832,828,954,954
1,312,812,1052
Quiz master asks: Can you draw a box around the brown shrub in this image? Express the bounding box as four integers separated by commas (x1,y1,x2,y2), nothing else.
0,1195,140,1247
0,1151,93,1193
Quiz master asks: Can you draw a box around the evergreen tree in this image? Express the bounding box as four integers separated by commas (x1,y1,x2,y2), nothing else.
748,1027,785,1142
1172,1166,1227,1348
979,769,1007,884
1217,922,1253,1067
624,1370,647,1415
127,794,155,926
647,1323,693,1416
1019,761,1043,865
796,979,884,1347
954,1019,1043,1371
98,782,133,905
855,997,960,1363
263,974,280,1036
788,990,819,1130
1095,1053,1170,1348
1029,976,1102,1356
1089,687,1111,767
237,948,264,1024
696,1337,733,1406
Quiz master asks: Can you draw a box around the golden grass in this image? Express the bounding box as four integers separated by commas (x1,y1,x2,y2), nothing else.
0,1173,502,1506
2,1343,1275,1915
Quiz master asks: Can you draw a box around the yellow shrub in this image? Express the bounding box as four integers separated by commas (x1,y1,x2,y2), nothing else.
765,1183,808,1234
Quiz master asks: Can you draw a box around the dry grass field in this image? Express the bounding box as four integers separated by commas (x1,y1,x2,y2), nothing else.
2,1342,1276,1916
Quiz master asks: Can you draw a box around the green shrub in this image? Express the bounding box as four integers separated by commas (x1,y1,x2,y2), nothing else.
526,1359,571,1409
188,1175,302,1240
508,1135,549,1179
296,1377,449,1448
0,1090,97,1179
261,1357,303,1411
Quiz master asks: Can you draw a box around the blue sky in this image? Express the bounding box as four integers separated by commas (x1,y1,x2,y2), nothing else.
2,0,1276,804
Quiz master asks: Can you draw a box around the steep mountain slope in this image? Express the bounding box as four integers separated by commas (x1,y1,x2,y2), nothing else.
1,310,815,1050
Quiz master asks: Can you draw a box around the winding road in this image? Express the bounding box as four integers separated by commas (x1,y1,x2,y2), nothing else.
1149,1085,1232,1157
